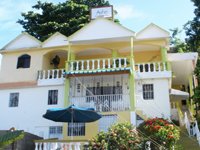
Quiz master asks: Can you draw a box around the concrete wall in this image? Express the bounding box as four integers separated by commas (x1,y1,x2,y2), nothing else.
0,85,64,139
135,78,171,119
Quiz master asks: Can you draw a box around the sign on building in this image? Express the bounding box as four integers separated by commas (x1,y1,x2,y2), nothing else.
90,6,113,20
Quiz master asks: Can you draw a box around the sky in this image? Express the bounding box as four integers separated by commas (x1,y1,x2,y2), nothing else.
0,0,196,55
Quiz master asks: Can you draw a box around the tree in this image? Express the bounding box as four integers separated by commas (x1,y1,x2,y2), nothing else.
17,0,116,41
88,123,144,150
184,0,200,52
169,28,188,53
184,0,200,115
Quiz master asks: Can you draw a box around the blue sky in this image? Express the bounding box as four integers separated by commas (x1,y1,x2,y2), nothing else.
0,0,195,49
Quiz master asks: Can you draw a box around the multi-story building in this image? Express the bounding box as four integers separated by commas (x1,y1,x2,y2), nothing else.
0,18,197,146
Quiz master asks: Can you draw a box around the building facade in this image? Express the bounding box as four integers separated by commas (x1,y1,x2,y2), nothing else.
0,18,197,141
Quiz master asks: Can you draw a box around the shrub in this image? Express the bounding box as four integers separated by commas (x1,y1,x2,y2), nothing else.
137,118,180,149
88,122,144,150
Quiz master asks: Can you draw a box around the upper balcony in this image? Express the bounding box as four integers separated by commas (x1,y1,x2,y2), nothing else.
66,57,131,75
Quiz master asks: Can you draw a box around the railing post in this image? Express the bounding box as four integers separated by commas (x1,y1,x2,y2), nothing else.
87,60,90,70
43,70,46,79
81,60,84,70
153,63,156,72
148,63,150,72
47,70,50,79
103,59,105,69
124,58,127,67
119,58,121,68
35,142,38,150
163,62,166,71
108,59,111,69
92,60,95,70
158,62,161,72
113,58,116,68
97,60,100,69
76,61,79,71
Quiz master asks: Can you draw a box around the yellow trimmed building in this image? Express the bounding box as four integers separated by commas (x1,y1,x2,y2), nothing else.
0,18,198,148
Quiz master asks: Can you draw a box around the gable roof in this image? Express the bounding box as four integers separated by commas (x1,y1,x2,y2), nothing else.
42,32,68,48
2,32,41,50
136,23,170,40
68,18,135,43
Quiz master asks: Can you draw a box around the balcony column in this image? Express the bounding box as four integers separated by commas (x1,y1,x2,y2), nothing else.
129,37,135,111
63,43,72,140
161,47,171,71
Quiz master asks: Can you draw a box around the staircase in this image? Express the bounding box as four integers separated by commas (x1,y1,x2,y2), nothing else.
177,127,199,150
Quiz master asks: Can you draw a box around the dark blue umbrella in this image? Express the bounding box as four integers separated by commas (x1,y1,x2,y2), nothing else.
43,104,102,123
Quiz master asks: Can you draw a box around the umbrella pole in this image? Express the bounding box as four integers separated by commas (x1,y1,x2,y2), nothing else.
71,109,73,140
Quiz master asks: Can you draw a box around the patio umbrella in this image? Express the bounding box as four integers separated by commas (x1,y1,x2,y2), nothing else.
43,104,102,139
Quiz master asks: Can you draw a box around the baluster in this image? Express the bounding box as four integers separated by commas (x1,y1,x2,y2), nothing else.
39,143,42,150
47,70,51,79
43,70,46,79
74,142,81,150
97,60,100,69
138,64,140,72
76,61,79,71
158,62,161,71
153,63,156,72
163,62,166,71
81,61,84,70
108,59,111,68
35,143,39,150
43,143,47,150
119,58,121,68
92,60,95,70
52,69,55,78
124,58,127,67
143,64,145,72
38,71,41,80
87,60,90,70
113,58,116,68
148,63,150,72
69,143,73,150
103,59,105,69
71,62,74,71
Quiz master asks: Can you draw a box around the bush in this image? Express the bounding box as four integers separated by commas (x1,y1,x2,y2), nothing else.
137,118,180,149
88,122,144,150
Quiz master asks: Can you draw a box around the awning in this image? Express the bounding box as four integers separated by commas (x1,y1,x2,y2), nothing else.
170,89,189,101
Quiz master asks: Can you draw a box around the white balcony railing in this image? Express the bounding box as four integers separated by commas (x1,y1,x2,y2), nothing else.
37,69,65,86
67,57,130,73
35,141,88,150
135,62,167,73
70,94,130,112
38,69,65,80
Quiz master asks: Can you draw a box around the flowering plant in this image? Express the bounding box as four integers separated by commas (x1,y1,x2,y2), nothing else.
138,118,180,149
88,123,144,150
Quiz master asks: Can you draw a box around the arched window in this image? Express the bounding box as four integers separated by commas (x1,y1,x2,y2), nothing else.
17,54,31,69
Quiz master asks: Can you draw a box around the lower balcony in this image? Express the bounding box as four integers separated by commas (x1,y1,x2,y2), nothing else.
35,140,88,150
37,69,65,86
70,94,130,112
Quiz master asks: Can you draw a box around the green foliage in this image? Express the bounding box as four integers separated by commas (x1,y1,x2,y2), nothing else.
138,118,180,149
169,28,188,53
17,0,118,41
0,130,24,149
88,122,144,150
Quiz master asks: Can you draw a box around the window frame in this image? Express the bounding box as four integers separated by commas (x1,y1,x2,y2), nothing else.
9,93,19,107
49,126,63,139
17,54,31,69
48,90,58,105
142,84,154,100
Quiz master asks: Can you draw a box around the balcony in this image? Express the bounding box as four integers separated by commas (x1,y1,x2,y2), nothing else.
70,94,130,112
66,57,131,75
135,62,171,79
37,69,65,86
35,140,88,150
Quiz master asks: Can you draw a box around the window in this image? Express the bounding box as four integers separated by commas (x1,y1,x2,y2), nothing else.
49,126,63,139
9,93,19,107
143,84,154,100
17,54,31,69
68,123,85,136
98,115,117,132
48,90,58,105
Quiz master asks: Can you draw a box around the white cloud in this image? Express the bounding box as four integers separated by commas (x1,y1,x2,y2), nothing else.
115,4,148,20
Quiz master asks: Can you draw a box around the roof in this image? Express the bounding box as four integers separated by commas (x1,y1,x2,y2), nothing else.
42,32,68,48
1,32,41,50
68,17,135,43
136,23,170,40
